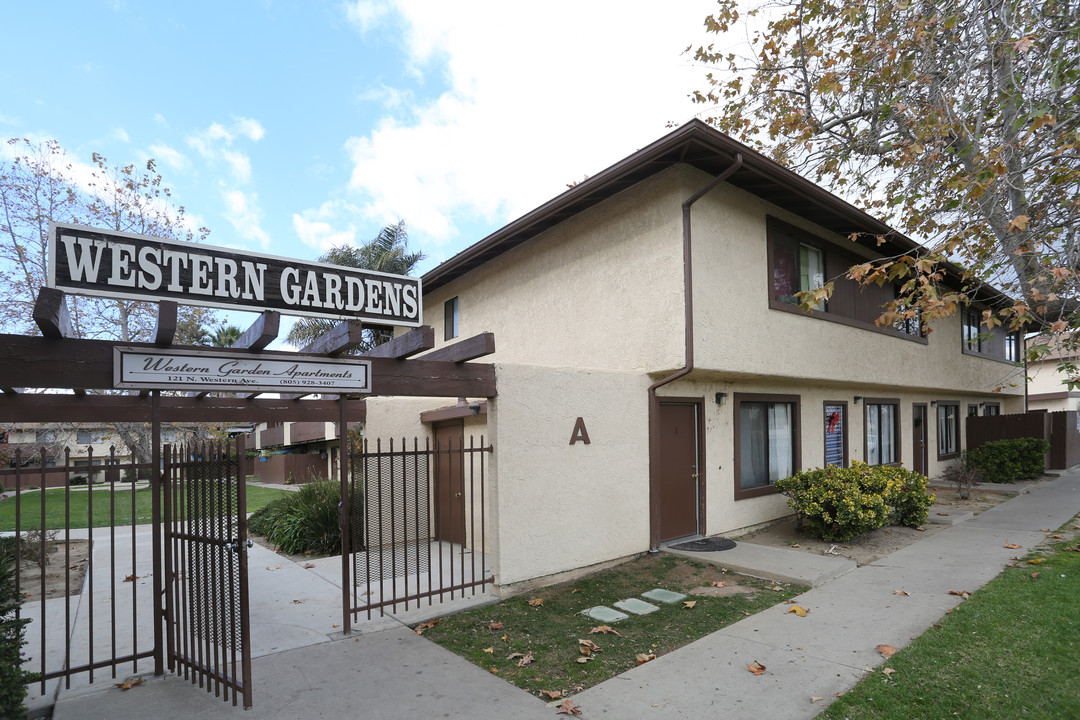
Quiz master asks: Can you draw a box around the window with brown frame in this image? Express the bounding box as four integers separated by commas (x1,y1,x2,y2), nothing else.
734,393,801,500
864,399,901,466
766,218,924,342
937,402,961,459
961,308,1022,364
444,296,459,341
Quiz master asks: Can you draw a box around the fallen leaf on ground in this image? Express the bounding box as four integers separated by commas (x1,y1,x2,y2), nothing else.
123,574,139,582
527,598,543,607
265,565,282,571
947,590,971,599
1004,543,1022,549
1029,558,1047,565
876,644,898,659
489,667,499,674
770,586,783,592
332,623,339,628
556,699,581,715
575,656,593,664
539,690,562,700
579,639,601,654
486,621,503,630
636,653,655,665
1051,534,1064,539
746,661,767,675
810,696,824,703
937,512,950,516
882,668,897,677
114,678,144,690
787,605,809,617
501,634,509,641
1031,572,1040,578
482,647,494,654
683,600,697,609
711,581,727,588
1040,528,1051,532
302,562,316,569
571,588,582,594
590,625,620,635
507,652,535,667
291,599,303,604
414,619,439,635
893,589,910,596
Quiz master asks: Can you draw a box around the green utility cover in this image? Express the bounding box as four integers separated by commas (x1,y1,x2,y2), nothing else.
581,606,630,623
641,588,688,604
614,598,659,615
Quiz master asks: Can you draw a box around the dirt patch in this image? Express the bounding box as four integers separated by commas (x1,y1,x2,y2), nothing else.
735,489,1012,566
16,539,91,602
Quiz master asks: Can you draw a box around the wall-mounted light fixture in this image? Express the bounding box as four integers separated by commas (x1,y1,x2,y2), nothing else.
468,402,481,415
930,400,938,407
853,396,862,405
715,392,727,406
979,402,985,409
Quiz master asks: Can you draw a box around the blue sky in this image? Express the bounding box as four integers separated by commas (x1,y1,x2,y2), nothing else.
2,0,721,335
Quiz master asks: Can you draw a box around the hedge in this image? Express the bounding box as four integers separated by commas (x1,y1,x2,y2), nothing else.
773,462,935,542
966,437,1050,483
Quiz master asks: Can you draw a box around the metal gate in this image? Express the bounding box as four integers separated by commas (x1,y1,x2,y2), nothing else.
162,439,252,708
345,436,493,622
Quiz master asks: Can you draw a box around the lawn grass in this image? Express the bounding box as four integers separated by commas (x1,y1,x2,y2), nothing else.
822,524,1080,720
0,483,289,531
418,554,805,699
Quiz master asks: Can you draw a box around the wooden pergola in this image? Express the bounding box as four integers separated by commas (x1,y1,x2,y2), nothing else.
0,288,496,424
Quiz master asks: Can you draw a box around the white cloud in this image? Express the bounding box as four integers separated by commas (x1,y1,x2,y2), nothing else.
235,117,265,142
222,189,271,249
0,112,17,125
342,0,393,32
338,0,719,245
293,213,356,253
222,150,252,182
149,144,187,170
110,128,130,143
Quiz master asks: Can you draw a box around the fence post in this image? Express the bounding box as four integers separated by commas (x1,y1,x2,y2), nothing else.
151,390,165,677
338,395,351,635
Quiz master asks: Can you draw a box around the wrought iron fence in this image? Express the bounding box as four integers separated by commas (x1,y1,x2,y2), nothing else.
347,436,492,619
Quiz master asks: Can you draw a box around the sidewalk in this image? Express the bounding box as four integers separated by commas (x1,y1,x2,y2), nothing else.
48,472,1080,719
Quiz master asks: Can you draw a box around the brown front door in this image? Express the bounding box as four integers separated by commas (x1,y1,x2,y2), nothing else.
912,403,928,475
434,420,466,545
658,402,701,542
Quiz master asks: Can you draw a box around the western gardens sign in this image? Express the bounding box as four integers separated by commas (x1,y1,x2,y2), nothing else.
48,222,420,393
48,222,421,326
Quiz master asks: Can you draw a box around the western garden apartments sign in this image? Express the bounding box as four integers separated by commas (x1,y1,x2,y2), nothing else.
48,222,422,326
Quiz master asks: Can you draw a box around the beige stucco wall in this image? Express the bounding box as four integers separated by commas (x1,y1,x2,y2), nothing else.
486,364,651,587
1027,360,1080,412
417,170,687,373
686,166,1026,399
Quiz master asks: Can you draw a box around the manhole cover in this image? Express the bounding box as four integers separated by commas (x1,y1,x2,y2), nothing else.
668,537,737,552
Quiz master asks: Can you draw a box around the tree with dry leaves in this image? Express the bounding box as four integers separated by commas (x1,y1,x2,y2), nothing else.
692,0,1080,375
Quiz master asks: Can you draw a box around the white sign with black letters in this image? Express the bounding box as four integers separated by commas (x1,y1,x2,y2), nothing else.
49,222,422,326
114,348,371,393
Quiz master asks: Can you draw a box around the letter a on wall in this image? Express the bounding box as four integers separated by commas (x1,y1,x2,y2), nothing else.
569,417,591,445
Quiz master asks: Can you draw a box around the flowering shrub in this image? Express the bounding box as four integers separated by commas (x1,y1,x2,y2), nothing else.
773,462,934,541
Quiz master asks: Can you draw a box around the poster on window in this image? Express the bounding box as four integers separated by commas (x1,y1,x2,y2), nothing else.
825,404,845,467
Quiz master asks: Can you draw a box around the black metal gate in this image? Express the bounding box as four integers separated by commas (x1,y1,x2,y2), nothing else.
162,438,252,708
344,436,493,624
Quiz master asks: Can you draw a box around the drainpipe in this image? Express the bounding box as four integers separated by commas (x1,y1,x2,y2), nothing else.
648,153,743,551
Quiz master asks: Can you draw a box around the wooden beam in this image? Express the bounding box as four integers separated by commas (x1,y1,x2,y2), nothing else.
300,321,364,357
422,332,496,363
362,326,435,359
33,287,74,339
0,394,369,423
0,335,497,397
154,301,178,346
420,401,487,424
234,311,280,351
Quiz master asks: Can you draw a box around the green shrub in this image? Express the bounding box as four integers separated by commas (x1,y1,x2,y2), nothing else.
773,462,935,542
247,480,361,556
967,437,1050,483
1,537,37,718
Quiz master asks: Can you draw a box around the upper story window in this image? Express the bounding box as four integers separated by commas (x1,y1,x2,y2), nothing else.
767,218,924,342
444,296,459,341
962,307,1022,364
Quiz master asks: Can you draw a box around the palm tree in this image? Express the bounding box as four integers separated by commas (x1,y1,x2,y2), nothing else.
287,221,424,353
212,325,243,347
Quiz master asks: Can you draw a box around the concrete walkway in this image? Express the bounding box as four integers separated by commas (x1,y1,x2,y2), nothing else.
47,472,1080,719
